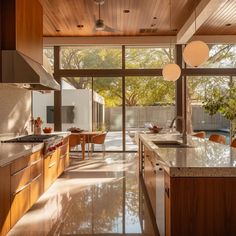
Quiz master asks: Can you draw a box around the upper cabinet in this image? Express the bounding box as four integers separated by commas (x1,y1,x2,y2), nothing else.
1,0,43,64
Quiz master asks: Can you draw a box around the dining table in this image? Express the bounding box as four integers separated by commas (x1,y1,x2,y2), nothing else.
70,131,102,160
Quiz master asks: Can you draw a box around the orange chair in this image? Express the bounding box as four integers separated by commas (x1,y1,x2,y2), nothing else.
209,134,226,145
192,131,206,139
69,134,83,158
231,138,236,148
90,132,107,158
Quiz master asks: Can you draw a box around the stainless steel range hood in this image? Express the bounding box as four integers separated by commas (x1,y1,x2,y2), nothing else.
1,50,60,90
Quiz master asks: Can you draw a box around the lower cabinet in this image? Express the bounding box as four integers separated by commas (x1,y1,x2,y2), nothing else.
143,144,165,236
9,150,43,229
11,184,30,227
44,150,58,191
0,136,70,236
0,165,10,236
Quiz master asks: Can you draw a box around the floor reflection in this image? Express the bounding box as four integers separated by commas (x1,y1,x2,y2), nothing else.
8,153,157,236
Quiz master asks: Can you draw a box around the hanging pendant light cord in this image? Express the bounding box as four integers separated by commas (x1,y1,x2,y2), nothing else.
169,0,172,62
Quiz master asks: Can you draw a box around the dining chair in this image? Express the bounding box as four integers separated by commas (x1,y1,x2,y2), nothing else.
231,138,236,148
208,134,226,145
69,134,82,158
90,132,107,158
192,131,206,139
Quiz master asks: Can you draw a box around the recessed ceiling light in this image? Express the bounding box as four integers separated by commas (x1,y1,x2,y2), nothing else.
77,24,84,28
123,9,130,13
226,23,232,27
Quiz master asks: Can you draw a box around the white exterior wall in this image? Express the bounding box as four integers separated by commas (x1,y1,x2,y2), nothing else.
32,89,104,131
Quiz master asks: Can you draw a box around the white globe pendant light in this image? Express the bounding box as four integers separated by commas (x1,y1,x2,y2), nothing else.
162,63,181,81
162,0,181,82
183,40,209,67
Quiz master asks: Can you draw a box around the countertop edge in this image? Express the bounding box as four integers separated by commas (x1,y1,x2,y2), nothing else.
139,133,236,178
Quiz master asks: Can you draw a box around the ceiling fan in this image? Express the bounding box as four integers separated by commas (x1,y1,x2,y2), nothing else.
93,0,118,33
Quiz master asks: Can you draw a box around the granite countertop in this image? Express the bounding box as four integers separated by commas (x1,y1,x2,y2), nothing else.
0,131,71,167
139,133,236,177
0,142,44,167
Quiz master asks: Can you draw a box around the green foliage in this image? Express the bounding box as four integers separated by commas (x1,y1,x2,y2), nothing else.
203,82,236,121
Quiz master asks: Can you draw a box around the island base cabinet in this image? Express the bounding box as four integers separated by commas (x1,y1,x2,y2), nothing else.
165,172,236,236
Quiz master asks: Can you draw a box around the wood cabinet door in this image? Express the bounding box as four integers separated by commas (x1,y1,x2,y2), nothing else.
30,174,43,207
57,155,65,177
43,155,51,191
164,172,171,236
0,165,11,236
11,184,30,227
144,155,156,216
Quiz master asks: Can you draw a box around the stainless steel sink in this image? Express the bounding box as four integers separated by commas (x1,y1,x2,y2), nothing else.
153,140,193,148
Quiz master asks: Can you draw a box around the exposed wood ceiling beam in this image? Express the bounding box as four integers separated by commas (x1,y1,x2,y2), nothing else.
176,0,229,44
43,35,236,46
43,36,176,46
192,35,236,44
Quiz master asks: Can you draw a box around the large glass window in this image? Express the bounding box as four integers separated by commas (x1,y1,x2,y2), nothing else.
60,46,122,69
125,46,174,69
93,77,123,151
125,76,176,151
43,47,54,73
188,44,236,68
187,76,230,143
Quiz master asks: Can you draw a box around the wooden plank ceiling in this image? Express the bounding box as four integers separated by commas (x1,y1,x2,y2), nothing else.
40,0,236,37
40,0,202,36
197,0,236,35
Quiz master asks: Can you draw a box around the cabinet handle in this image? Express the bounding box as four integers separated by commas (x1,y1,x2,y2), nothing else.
49,162,56,168
165,187,170,198
12,181,31,195
31,158,41,165
60,154,67,159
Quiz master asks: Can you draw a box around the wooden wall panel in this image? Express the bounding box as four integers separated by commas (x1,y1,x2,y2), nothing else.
16,0,43,63
1,0,43,63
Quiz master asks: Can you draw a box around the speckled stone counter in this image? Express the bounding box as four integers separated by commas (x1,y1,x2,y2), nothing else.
0,143,44,167
139,133,236,177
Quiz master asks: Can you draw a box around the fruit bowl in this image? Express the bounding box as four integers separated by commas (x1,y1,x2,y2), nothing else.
148,127,162,133
43,127,52,133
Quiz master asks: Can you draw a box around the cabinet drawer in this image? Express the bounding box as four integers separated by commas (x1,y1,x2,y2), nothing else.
59,143,69,157
11,155,30,175
49,161,58,183
30,174,43,207
47,150,58,165
11,184,30,227
30,150,42,164
11,166,31,194
58,155,65,177
31,159,42,180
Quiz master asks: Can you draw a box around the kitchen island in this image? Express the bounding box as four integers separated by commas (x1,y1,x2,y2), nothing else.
139,133,236,236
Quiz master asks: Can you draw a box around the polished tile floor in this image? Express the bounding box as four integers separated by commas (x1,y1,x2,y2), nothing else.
8,153,158,236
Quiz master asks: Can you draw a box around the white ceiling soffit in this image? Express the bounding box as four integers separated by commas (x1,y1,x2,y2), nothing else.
177,0,229,44
43,36,176,47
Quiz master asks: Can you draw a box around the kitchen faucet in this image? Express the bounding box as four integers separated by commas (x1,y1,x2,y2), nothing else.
169,116,187,144
169,116,183,129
